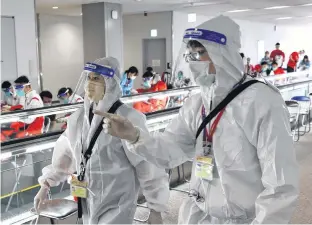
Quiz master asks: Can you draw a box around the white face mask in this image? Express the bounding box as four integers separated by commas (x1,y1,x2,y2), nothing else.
44,103,52,107
85,80,105,103
189,61,215,87
130,76,136,80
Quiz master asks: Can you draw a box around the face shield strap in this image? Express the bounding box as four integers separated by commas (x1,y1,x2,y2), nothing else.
183,28,227,46
84,63,115,78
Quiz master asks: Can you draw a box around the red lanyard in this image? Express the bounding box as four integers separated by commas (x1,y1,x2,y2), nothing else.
202,106,225,143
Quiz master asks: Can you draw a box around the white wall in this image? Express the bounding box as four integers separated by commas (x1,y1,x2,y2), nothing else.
173,11,312,67
39,15,84,99
1,0,39,90
123,12,172,88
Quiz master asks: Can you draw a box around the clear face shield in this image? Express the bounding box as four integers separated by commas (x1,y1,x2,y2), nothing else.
172,28,227,86
73,62,118,103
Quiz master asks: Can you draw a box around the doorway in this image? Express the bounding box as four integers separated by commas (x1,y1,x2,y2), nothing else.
143,38,166,74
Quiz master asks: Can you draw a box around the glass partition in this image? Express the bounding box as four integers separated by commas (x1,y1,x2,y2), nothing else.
0,107,178,223
1,72,311,224
1,86,200,144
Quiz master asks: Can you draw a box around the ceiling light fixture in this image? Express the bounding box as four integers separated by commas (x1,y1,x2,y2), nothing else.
80,13,83,16
302,3,312,6
276,17,293,20
151,29,157,37
52,6,59,9
264,6,290,10
307,15,312,17
226,9,251,13
188,13,196,22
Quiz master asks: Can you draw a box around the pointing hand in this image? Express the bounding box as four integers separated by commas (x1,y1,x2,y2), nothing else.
94,110,140,143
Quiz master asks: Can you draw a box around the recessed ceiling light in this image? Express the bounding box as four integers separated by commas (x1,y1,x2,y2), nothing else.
151,29,157,37
307,15,312,17
188,13,196,22
264,6,290,10
52,6,58,9
135,0,142,1
302,3,312,6
80,13,83,16
276,17,292,20
227,9,251,13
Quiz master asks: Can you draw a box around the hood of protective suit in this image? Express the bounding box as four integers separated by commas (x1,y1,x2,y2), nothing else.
75,57,122,143
176,15,246,109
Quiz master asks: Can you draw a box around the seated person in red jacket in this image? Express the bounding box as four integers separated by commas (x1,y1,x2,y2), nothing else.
3,76,44,139
134,71,168,113
271,61,285,75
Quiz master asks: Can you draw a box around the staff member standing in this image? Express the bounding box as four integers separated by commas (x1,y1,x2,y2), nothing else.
120,66,139,96
270,43,285,67
287,51,299,73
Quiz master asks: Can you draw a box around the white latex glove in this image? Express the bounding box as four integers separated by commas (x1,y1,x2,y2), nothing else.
93,110,140,143
130,89,138,95
148,210,163,224
34,186,49,213
56,117,67,123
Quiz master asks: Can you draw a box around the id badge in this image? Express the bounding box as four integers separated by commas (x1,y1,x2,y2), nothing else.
70,177,88,198
195,156,214,181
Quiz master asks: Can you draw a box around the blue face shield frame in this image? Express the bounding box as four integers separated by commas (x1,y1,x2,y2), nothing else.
84,63,115,78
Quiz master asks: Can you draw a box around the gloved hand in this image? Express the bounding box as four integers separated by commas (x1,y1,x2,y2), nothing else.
56,117,67,123
34,186,49,213
93,111,140,143
130,89,138,95
148,210,163,224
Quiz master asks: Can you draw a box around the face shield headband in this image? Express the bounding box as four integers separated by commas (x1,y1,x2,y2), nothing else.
57,89,69,98
84,62,115,78
2,88,11,92
14,83,31,90
183,28,227,46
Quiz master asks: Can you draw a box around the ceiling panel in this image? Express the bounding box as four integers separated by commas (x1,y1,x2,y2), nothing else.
35,0,312,24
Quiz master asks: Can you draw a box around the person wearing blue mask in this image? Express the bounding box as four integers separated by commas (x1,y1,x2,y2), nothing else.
2,81,14,106
12,76,44,138
57,87,83,104
120,66,139,96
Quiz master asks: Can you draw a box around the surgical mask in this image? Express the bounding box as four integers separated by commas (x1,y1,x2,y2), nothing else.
262,66,268,71
16,89,25,97
4,91,11,97
189,61,215,87
143,81,151,89
44,103,52,107
86,80,105,103
130,76,136,80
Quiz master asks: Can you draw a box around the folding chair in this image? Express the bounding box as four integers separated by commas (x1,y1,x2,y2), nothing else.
285,100,300,142
291,96,311,134
30,199,77,224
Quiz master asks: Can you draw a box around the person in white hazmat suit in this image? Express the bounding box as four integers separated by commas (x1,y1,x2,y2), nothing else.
95,16,299,224
34,57,169,224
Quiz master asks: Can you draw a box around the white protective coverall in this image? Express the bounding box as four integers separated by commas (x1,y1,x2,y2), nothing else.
111,16,299,224
37,57,169,224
